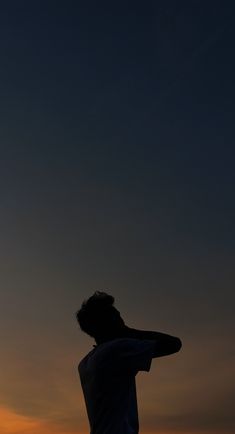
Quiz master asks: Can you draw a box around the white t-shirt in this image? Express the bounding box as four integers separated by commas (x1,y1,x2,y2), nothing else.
78,337,156,434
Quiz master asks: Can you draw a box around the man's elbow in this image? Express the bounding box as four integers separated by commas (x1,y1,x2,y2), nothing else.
153,336,182,358
174,337,182,352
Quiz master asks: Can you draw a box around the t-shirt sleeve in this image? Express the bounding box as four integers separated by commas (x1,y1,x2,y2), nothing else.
111,338,156,374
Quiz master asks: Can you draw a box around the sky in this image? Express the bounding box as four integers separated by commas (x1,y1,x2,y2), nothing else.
0,1,234,433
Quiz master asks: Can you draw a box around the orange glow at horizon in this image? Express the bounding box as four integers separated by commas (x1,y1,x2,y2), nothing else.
0,406,164,434
0,406,81,434
0,406,227,434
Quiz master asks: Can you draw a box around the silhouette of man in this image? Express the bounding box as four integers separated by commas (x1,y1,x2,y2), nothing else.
76,291,182,434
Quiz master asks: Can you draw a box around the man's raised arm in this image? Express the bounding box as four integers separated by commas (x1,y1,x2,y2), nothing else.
123,326,182,357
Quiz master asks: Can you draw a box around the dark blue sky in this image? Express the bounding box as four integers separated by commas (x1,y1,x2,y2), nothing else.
1,1,234,288
0,2,235,434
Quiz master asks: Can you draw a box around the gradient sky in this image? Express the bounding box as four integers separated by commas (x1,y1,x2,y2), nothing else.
0,1,234,434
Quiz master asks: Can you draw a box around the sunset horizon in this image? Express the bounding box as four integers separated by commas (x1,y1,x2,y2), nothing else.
1,1,234,433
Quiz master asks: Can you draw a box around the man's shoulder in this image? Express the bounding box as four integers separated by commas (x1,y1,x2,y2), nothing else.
78,356,85,374
78,338,144,371
78,348,95,372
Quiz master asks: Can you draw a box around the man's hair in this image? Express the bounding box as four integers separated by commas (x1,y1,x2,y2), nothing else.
76,291,116,338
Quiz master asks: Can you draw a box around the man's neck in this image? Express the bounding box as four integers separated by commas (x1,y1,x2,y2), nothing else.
94,326,130,346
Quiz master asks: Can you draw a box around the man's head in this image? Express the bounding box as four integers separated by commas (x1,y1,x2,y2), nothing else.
76,291,126,344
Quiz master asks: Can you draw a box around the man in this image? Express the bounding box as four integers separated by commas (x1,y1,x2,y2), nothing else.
76,291,182,434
